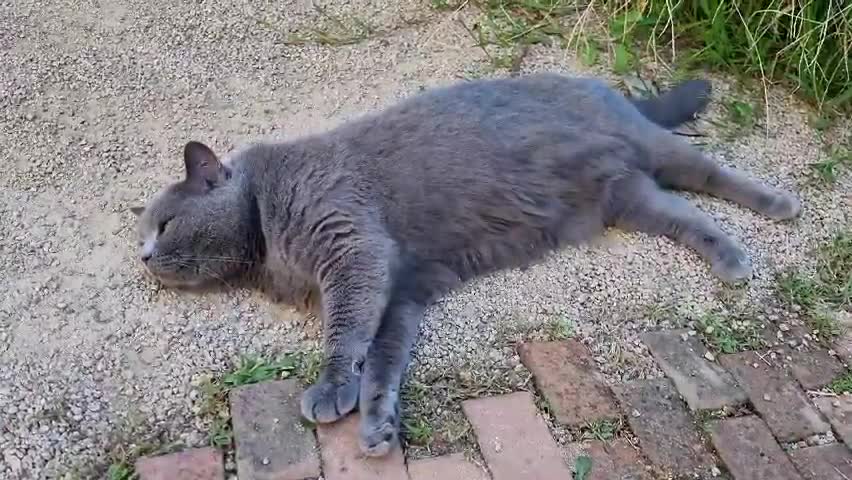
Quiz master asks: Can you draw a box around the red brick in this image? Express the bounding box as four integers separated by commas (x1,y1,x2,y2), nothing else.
642,330,746,410
720,352,830,442
316,413,407,480
565,439,652,480
814,394,852,448
407,453,489,480
613,379,715,476
518,341,619,426
788,444,852,480
788,350,845,390
230,380,320,480
136,447,224,480
462,391,572,480
710,416,801,480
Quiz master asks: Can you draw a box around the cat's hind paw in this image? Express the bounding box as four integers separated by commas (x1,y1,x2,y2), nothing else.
300,375,359,423
711,246,753,284
359,416,399,457
763,192,801,221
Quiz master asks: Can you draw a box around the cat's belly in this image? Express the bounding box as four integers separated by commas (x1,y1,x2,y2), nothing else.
407,209,606,280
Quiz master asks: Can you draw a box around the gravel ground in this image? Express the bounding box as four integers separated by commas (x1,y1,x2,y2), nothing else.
1,1,850,478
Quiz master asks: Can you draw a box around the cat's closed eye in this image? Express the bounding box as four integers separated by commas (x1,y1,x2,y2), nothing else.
158,218,173,235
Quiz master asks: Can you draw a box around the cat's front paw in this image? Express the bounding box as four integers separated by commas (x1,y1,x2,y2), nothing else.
300,373,360,423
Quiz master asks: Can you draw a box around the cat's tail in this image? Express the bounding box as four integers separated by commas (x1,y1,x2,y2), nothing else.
630,79,712,129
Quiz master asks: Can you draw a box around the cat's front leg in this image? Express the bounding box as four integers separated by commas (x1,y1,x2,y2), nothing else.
299,245,393,424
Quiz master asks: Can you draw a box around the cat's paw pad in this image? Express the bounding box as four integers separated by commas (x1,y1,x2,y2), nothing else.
359,416,399,457
300,376,360,424
764,192,801,221
712,247,752,284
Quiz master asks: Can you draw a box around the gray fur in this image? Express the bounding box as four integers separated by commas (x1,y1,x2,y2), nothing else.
133,73,800,456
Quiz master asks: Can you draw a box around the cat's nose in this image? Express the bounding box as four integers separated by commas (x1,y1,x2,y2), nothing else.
140,251,153,263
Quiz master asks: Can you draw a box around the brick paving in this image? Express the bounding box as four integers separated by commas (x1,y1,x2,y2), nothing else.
788,444,852,480
136,338,852,480
518,340,620,427
229,380,320,480
710,416,802,480
317,413,408,480
721,352,831,442
406,453,489,480
614,378,716,476
787,350,845,391
642,329,746,411
814,394,852,447
462,391,573,480
566,439,652,480
135,447,223,480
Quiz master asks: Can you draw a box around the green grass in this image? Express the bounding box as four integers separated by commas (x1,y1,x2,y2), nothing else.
104,440,184,480
695,408,730,433
544,313,577,340
778,231,852,343
465,1,852,112
726,99,757,130
582,418,622,441
208,417,234,449
106,463,135,480
197,351,323,448
697,311,766,353
808,145,852,186
828,370,852,394
401,368,523,457
283,4,377,46
596,0,852,112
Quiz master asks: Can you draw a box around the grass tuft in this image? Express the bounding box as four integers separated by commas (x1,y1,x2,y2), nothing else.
544,313,577,340
197,351,323,448
104,439,183,480
828,370,852,394
597,0,852,112
284,5,377,46
582,418,623,442
401,367,524,457
778,231,852,343
466,1,852,111
697,311,766,353
808,145,852,186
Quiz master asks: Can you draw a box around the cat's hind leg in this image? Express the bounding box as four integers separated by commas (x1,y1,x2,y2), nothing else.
358,260,459,457
609,173,753,283
646,134,801,221
300,237,396,425
358,299,425,457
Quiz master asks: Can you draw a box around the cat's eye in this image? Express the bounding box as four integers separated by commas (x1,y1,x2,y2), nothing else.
157,218,172,235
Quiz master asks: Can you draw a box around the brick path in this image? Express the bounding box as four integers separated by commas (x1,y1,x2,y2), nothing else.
136,333,852,480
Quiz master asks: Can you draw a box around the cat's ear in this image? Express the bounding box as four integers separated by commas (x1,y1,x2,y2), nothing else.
130,206,145,217
184,141,225,188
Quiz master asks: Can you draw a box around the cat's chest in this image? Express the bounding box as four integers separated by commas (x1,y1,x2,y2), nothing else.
261,244,319,310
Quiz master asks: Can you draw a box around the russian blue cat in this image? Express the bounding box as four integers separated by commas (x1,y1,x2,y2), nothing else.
133,73,800,456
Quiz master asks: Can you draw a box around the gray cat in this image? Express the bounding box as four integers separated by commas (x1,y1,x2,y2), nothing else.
132,73,800,457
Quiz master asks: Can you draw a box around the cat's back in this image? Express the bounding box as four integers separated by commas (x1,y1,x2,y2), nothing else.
336,73,650,155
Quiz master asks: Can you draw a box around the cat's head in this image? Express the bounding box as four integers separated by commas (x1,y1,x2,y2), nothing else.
131,141,260,290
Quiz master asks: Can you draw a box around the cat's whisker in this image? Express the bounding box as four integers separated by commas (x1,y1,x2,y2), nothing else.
197,265,236,290
182,255,254,264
